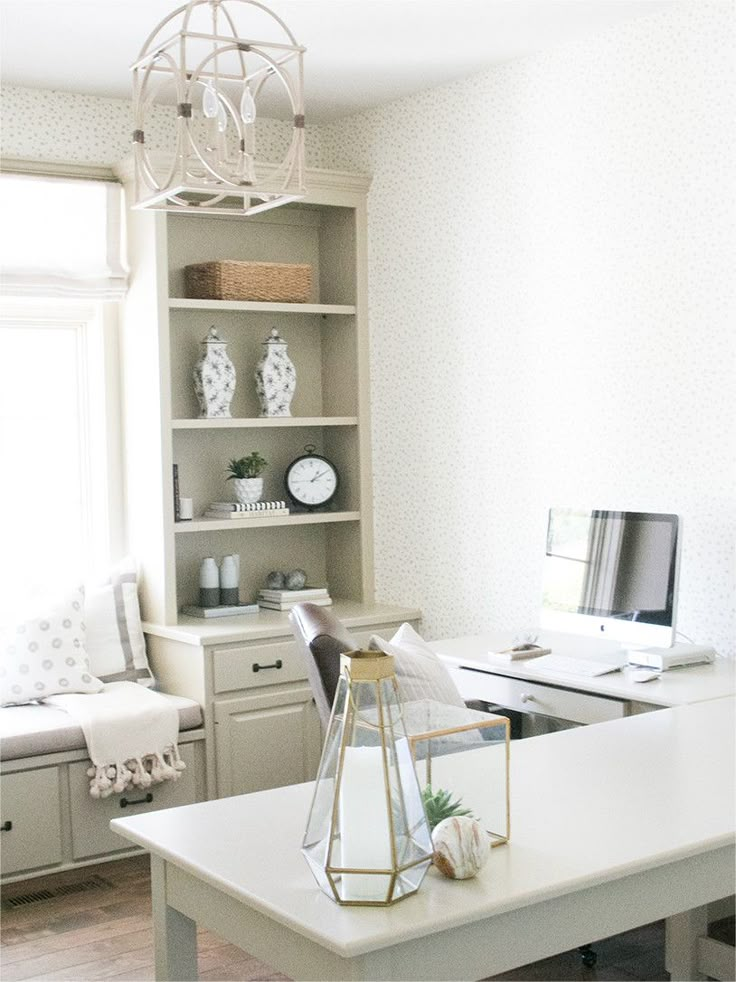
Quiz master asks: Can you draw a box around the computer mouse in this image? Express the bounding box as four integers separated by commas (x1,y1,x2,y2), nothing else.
630,669,660,683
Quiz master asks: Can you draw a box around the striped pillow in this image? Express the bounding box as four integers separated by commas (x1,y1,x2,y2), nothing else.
85,559,154,687
369,623,466,708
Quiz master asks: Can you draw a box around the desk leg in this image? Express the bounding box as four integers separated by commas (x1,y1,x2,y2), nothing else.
150,854,198,981
665,905,708,982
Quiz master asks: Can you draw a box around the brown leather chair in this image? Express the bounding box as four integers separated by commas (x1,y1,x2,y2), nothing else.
289,602,359,728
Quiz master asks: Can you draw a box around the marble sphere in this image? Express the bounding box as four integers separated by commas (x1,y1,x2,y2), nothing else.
431,816,489,880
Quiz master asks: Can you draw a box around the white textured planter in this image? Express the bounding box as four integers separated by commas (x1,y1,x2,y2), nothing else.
232,478,263,504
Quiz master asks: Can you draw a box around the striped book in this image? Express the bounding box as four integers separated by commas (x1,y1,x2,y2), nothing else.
207,500,287,512
203,508,289,519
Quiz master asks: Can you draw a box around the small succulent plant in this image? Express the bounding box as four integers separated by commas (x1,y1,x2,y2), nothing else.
421,786,473,831
226,452,268,479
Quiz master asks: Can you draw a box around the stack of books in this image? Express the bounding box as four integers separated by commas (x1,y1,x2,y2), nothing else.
258,586,332,611
202,500,289,520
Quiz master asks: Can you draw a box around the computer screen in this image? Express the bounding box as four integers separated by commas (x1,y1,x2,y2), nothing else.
540,509,680,648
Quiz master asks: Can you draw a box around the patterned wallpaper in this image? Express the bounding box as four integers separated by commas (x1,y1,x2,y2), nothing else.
2,2,733,655
316,3,735,656
0,85,319,167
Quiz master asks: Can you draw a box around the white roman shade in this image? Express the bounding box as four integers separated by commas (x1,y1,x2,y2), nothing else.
0,173,127,300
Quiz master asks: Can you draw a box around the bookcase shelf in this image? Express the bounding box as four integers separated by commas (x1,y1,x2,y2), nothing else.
175,511,361,534
169,298,356,316
118,166,376,623
171,417,358,430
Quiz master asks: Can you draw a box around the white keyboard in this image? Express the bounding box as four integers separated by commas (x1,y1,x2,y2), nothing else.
530,655,624,678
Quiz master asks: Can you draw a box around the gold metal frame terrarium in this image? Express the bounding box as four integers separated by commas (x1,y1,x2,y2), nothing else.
302,650,433,906
131,0,305,216
406,700,510,848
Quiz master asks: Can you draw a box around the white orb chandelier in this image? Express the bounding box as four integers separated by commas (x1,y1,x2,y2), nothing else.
131,0,305,216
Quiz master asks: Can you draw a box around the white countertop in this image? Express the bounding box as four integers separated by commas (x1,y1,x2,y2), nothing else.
432,630,735,708
112,696,735,959
142,600,421,646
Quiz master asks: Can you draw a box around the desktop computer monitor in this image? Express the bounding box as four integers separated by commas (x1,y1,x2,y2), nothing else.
540,509,681,649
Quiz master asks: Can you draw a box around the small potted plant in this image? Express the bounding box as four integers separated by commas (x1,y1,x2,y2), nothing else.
226,452,268,504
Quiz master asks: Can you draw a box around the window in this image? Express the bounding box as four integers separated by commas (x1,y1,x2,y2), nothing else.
0,174,126,620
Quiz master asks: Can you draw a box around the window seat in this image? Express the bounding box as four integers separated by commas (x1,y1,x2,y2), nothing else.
1,694,207,883
0,694,203,761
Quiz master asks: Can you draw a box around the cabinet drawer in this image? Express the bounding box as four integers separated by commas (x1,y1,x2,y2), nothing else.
69,743,198,859
213,640,306,694
454,667,625,725
1,769,63,875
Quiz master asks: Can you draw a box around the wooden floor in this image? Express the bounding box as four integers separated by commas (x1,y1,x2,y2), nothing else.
1,856,732,981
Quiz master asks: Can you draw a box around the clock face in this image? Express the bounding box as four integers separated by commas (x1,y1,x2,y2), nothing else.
286,454,338,508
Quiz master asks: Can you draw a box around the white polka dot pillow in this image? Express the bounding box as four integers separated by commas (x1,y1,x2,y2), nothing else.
0,586,104,706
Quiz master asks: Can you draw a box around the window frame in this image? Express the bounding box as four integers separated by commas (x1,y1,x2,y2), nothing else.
0,298,125,580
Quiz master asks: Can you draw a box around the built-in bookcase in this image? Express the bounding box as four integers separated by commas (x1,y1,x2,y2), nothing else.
117,163,374,624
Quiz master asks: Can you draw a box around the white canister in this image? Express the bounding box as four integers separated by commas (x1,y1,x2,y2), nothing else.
199,557,220,608
220,554,240,606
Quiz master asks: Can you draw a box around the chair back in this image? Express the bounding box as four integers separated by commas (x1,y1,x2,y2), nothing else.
289,603,359,728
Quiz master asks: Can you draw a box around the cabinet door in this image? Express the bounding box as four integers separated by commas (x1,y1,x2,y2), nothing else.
1,769,63,876
214,686,321,798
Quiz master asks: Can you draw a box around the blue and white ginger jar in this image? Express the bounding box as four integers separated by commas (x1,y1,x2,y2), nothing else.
193,327,236,418
255,328,296,417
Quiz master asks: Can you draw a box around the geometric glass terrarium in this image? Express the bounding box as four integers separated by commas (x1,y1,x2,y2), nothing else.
131,0,305,217
406,700,510,848
302,650,433,906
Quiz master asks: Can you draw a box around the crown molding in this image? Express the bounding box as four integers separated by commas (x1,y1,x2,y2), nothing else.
0,157,118,182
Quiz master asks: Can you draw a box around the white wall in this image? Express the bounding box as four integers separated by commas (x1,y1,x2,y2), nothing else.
2,2,733,655
315,3,735,655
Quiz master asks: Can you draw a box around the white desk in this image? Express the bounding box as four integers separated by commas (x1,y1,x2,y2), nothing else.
111,697,736,982
432,630,736,727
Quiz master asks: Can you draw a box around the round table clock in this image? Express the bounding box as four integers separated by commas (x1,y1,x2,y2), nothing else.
285,445,339,510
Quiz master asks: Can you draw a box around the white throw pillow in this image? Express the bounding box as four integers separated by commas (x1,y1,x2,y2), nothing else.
85,558,154,687
369,623,466,708
0,586,104,706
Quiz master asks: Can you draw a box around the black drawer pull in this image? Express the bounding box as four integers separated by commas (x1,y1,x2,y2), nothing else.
252,659,283,673
1,821,12,832
120,793,154,809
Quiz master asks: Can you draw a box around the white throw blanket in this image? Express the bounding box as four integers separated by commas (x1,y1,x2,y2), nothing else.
47,681,186,798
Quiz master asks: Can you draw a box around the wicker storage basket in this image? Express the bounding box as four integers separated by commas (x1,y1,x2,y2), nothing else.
185,260,312,303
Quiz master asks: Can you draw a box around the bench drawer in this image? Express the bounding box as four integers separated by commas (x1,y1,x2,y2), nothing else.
69,743,198,859
454,667,625,725
213,640,307,694
1,769,63,875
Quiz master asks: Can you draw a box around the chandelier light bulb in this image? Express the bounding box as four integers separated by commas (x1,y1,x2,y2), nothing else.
202,80,219,118
216,100,228,133
240,83,257,124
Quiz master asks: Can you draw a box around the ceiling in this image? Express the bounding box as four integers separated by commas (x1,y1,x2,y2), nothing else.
0,0,686,123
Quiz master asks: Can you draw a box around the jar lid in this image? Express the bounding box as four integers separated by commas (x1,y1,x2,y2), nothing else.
263,327,286,345
201,326,224,343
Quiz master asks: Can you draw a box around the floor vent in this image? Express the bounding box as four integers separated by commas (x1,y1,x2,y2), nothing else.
2,874,114,910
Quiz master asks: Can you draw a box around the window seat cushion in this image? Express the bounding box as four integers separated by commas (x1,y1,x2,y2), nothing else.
0,694,203,762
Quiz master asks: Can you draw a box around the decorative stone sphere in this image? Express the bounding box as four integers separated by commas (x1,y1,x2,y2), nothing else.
285,569,307,590
266,571,286,590
431,816,489,880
